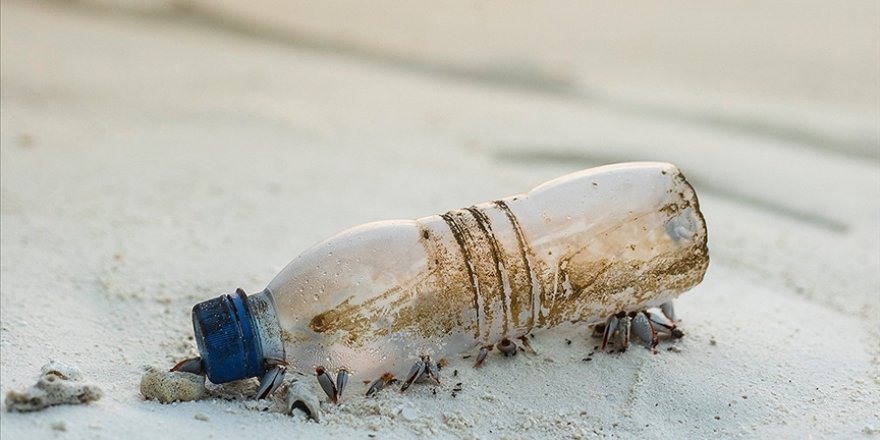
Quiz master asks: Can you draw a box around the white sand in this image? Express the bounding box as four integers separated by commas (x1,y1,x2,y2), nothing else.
1,1,878,438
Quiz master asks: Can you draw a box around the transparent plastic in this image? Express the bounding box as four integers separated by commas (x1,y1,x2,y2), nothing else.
261,162,708,378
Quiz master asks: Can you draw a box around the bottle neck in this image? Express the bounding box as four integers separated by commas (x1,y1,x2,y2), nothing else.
248,289,286,365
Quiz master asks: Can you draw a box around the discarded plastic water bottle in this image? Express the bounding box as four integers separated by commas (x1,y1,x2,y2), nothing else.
176,162,708,400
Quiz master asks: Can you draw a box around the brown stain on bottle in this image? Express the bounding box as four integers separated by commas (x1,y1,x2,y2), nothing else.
307,219,482,344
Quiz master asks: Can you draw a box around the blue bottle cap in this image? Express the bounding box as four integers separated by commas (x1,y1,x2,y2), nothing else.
191,289,265,384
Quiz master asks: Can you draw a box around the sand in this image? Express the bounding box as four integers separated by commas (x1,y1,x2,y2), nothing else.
1,1,878,438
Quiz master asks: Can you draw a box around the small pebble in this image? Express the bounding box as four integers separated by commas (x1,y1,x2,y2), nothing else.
667,346,682,353
709,336,717,346
194,413,209,422
400,406,418,421
50,421,67,432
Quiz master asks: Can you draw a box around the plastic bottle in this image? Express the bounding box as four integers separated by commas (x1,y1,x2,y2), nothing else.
189,162,708,386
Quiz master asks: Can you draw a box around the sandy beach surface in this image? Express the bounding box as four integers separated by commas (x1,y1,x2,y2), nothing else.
1,1,878,438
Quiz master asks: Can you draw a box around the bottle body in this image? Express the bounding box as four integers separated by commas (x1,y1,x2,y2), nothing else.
264,162,708,379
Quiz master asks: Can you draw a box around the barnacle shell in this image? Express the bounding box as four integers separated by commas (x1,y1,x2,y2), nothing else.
286,380,321,422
